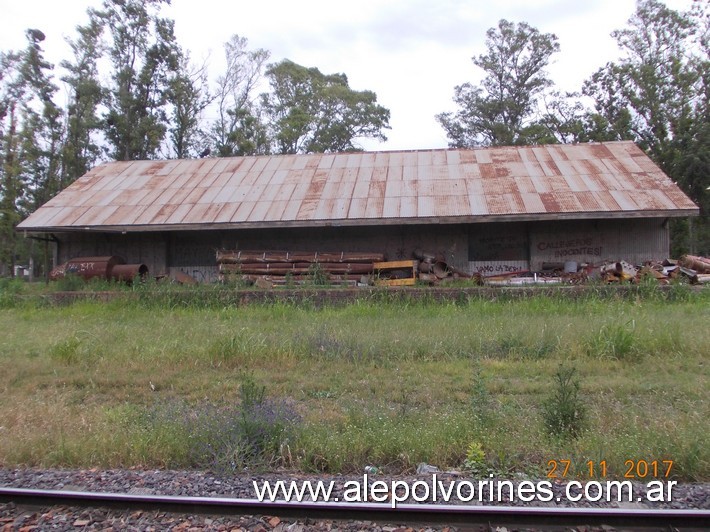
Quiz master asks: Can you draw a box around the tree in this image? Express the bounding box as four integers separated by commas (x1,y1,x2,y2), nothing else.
0,50,24,276
166,53,212,158
261,59,390,154
93,0,181,161
437,20,560,147
210,35,270,157
0,30,63,275
583,0,709,255
60,17,104,183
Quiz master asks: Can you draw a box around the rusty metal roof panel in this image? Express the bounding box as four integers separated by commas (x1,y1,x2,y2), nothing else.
364,196,383,218
232,200,257,222
139,204,174,225
632,190,677,210
17,141,698,232
244,184,267,203
73,205,120,227
443,195,471,216
213,202,239,223
333,153,352,169
289,182,310,202
468,194,489,215
295,198,318,220
387,165,403,181
165,203,194,225
487,193,525,215
513,176,537,195
664,187,698,209
280,199,302,221
246,201,271,222
403,165,418,181
575,191,602,212
609,190,640,210
265,200,288,221
342,168,359,182
520,193,546,213
592,190,623,211
133,204,167,225
24,206,63,227
102,205,144,226
273,183,296,202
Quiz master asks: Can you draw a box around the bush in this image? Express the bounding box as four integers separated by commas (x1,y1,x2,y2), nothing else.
542,366,586,440
141,375,301,472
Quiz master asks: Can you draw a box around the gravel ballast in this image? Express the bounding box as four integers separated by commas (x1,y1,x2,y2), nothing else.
1,468,708,530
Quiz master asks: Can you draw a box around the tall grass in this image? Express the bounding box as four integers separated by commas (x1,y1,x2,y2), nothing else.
0,286,708,478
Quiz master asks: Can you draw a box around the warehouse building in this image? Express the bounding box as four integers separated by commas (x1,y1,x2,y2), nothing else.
18,141,698,282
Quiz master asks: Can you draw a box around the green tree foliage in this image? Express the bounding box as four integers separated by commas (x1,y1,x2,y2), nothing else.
92,0,181,161
437,20,560,147
0,51,23,275
210,35,271,157
0,30,63,275
60,18,104,182
167,54,212,159
584,0,710,254
262,59,390,154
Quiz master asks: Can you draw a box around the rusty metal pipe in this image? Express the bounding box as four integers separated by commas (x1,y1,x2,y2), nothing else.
110,264,148,283
60,256,125,281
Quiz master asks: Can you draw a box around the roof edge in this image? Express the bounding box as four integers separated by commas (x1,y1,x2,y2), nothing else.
16,209,699,234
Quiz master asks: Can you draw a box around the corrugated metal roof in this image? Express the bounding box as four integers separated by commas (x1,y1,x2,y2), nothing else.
18,141,699,233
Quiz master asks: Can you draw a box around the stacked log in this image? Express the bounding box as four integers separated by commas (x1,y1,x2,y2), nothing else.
217,249,385,286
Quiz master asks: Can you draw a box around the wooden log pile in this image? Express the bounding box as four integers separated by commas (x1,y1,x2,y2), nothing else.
216,249,386,287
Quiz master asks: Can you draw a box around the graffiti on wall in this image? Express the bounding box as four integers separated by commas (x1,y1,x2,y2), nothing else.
470,260,528,275
533,234,603,261
169,266,219,283
468,233,528,261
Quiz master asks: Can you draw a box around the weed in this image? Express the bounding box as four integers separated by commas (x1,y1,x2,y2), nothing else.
55,274,85,292
0,277,24,308
206,330,268,366
584,321,639,361
0,292,708,478
666,280,693,302
240,372,266,408
542,366,587,440
470,367,493,424
463,441,487,475
49,336,83,365
308,263,329,286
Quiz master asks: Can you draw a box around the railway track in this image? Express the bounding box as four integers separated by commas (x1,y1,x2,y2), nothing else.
1,487,709,529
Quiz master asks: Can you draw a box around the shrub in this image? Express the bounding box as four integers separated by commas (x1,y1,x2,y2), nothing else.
542,365,587,440
55,273,85,292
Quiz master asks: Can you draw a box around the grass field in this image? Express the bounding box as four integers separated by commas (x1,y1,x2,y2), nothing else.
0,280,708,481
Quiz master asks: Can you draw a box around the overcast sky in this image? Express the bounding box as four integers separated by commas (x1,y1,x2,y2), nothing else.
0,0,692,151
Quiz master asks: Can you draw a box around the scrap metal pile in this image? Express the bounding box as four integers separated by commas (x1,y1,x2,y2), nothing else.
481,255,710,286
412,249,482,286
216,249,710,288
216,250,385,287
603,255,710,285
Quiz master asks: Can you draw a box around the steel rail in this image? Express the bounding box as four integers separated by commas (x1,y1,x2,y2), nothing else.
1,487,709,528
